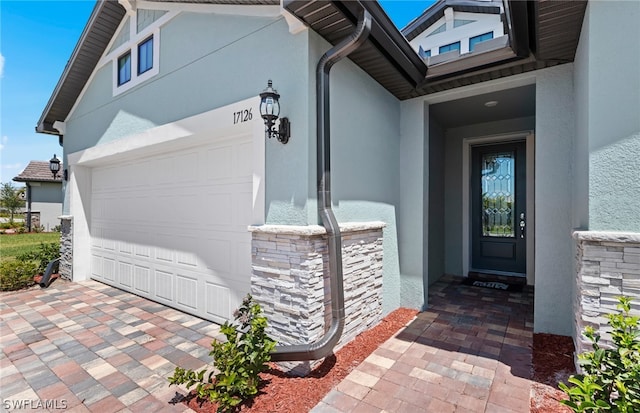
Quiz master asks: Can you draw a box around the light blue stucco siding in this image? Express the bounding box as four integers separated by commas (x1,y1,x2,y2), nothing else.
64,12,313,223
534,64,575,336
574,1,640,232
399,100,427,310
304,31,405,314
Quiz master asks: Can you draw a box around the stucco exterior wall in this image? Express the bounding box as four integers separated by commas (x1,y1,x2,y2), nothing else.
534,64,575,336
64,11,312,224
306,30,403,314
573,1,640,232
28,182,63,231
398,100,427,310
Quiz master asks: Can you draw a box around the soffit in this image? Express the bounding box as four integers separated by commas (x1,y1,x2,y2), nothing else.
38,0,126,135
289,0,587,99
533,0,587,62
283,0,428,100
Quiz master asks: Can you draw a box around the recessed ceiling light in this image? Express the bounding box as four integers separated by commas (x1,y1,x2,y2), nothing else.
484,100,499,107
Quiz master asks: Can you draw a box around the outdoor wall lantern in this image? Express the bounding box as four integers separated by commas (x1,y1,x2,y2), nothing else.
259,80,290,144
49,154,61,179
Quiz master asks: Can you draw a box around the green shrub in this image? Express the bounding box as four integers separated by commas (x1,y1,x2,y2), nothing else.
169,294,276,412
17,242,60,273
0,260,38,291
559,296,640,412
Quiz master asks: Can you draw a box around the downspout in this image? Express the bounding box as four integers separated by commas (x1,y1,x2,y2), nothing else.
271,10,372,362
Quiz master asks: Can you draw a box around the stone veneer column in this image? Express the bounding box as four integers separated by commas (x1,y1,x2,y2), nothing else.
59,216,73,280
573,231,640,356
249,222,385,376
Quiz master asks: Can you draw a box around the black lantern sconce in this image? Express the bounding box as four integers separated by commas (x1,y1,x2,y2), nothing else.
49,154,61,179
259,80,290,144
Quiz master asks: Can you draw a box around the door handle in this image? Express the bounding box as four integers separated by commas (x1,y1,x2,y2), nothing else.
519,212,525,238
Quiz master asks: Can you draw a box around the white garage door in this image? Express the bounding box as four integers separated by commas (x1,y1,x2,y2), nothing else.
89,134,254,324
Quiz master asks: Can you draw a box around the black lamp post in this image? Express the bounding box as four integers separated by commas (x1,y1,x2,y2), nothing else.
259,80,290,144
49,154,61,179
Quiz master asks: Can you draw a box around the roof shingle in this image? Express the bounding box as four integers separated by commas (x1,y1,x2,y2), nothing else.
13,161,63,183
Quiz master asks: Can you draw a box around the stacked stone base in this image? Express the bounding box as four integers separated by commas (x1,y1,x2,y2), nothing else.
574,231,640,357
59,216,73,280
250,222,384,376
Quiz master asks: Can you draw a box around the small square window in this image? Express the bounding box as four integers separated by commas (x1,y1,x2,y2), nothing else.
138,36,153,75
118,52,131,86
439,41,460,54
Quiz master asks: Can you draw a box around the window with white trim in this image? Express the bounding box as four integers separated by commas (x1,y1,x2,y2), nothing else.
118,52,132,85
137,36,154,75
109,12,162,96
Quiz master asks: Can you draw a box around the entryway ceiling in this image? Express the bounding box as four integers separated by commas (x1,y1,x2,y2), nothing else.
429,84,535,129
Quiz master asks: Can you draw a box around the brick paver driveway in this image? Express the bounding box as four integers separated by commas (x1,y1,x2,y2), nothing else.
1,280,222,412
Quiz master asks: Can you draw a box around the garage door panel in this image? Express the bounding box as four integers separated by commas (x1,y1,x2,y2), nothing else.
176,273,198,310
205,282,232,321
207,147,234,180
91,255,102,278
207,193,233,225
155,268,173,302
202,238,231,272
103,258,116,282
172,152,199,184
90,133,255,323
234,141,253,177
134,265,151,294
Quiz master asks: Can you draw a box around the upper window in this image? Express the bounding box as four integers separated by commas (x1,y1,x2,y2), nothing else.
469,32,494,52
138,36,153,75
439,42,460,54
118,52,131,86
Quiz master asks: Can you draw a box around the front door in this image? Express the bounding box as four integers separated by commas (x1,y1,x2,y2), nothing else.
471,141,526,275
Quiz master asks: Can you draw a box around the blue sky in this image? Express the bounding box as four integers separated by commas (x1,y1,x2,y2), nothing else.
0,0,432,185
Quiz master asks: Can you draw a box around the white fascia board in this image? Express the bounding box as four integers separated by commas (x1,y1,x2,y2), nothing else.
67,96,261,167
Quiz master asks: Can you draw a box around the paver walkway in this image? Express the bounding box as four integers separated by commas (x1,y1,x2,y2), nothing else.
1,280,222,412
2,276,535,412
313,275,534,413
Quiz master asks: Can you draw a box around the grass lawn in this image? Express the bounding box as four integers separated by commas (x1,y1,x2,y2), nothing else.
0,233,60,262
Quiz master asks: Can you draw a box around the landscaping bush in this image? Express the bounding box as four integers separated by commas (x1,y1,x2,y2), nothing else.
0,260,38,291
169,294,276,412
16,242,60,273
559,296,640,412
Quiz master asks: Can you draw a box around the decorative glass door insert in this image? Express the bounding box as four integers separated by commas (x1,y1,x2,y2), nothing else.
481,151,514,237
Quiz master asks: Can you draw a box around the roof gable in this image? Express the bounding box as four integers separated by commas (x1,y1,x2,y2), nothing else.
37,0,279,136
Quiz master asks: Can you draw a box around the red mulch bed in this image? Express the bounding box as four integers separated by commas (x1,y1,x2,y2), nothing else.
530,333,577,413
178,311,579,413
181,308,418,413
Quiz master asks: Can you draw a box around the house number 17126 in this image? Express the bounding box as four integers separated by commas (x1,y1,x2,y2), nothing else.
233,109,253,124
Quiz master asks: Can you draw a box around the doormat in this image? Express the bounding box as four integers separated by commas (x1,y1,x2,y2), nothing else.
461,277,524,292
